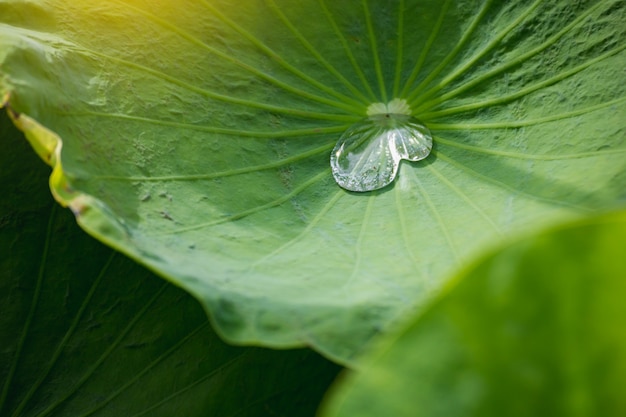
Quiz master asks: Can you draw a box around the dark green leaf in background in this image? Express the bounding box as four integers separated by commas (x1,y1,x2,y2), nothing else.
1,0,625,363
0,112,341,417
321,210,626,417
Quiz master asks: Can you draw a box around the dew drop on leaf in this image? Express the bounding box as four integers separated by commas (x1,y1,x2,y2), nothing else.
330,99,432,192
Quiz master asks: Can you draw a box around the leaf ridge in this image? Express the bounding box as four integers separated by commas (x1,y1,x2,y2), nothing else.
393,185,422,273
127,351,250,417
318,0,377,101
343,194,375,295
78,322,211,417
110,0,363,114
404,0,494,103
71,43,355,121
0,204,56,416
436,152,592,212
250,190,345,268
426,164,503,235
409,169,462,264
197,0,365,110
161,170,330,235
266,0,371,104
11,253,116,417
427,95,626,129
95,143,334,182
409,0,543,107
399,0,452,99
64,111,352,138
422,43,626,117
392,0,406,98
417,0,612,112
34,283,169,417
436,135,626,161
362,0,387,102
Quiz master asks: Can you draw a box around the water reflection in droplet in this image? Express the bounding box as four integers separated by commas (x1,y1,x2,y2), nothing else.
330,100,432,192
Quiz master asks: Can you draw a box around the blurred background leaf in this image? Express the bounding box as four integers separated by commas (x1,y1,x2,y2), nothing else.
321,209,626,417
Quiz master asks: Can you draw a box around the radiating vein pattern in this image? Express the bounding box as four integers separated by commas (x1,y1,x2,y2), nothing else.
1,0,624,362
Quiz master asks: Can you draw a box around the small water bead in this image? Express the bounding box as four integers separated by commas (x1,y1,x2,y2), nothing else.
330,99,432,192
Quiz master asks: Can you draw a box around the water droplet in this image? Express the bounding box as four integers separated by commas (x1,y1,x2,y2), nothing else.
330,100,432,192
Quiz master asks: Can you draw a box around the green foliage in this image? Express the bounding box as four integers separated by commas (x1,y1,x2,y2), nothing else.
321,210,626,417
0,113,340,417
1,0,625,415
2,0,625,362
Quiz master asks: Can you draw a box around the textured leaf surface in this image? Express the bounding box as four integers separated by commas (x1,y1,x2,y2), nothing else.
0,114,340,417
321,210,626,417
1,0,625,363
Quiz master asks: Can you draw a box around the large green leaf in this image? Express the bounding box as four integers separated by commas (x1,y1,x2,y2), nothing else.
320,210,626,417
1,0,625,363
0,113,341,417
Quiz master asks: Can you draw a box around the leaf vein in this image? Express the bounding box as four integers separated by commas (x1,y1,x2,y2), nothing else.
362,0,387,101
318,0,377,101
417,0,613,111
344,194,375,293
266,0,370,104
409,169,462,264
405,0,494,103
34,283,169,417
127,350,251,417
435,151,592,212
410,0,543,107
250,190,345,268
427,95,626,129
1,204,56,417
12,254,116,417
78,322,211,417
197,0,364,111
399,0,452,99
427,164,503,235
160,170,330,234
435,134,626,161
422,43,626,117
95,143,333,182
